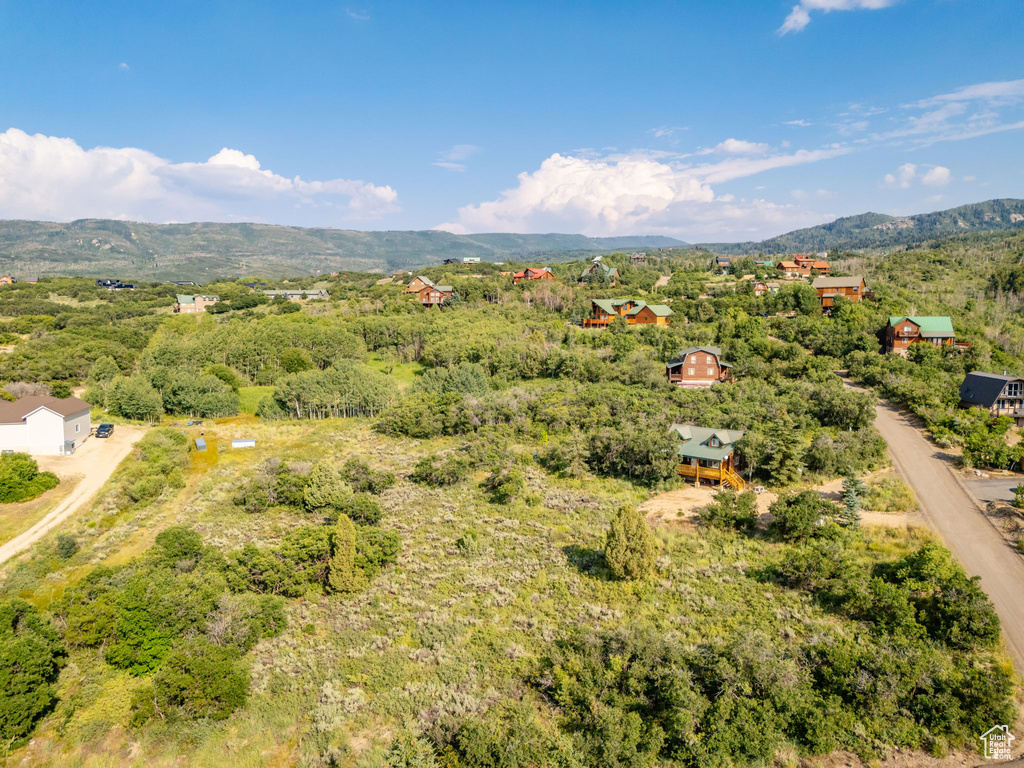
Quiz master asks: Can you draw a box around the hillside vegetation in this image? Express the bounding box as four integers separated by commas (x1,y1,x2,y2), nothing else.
0,219,683,280
703,198,1024,255
0,238,1023,767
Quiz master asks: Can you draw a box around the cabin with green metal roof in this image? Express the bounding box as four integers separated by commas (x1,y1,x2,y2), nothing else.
883,316,956,356
583,298,673,327
669,424,745,489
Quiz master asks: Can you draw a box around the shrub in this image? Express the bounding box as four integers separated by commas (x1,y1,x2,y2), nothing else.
55,534,79,559
340,457,396,495
769,491,840,542
354,526,401,579
700,490,758,532
0,599,67,744
410,453,468,487
333,492,383,525
604,506,657,580
0,452,59,503
304,460,352,513
152,640,248,720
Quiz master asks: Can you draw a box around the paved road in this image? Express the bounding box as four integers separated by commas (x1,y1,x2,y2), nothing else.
965,477,1024,505
0,425,146,565
865,394,1024,670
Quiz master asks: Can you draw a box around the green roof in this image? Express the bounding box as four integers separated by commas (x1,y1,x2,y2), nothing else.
669,424,744,462
593,298,644,314
889,316,955,337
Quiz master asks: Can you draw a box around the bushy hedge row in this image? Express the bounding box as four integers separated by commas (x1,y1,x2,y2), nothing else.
0,452,59,503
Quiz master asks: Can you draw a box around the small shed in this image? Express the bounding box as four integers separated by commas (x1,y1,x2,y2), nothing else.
194,437,207,452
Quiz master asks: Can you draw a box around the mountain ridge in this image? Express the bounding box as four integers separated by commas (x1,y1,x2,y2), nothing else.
698,198,1024,255
0,198,1020,279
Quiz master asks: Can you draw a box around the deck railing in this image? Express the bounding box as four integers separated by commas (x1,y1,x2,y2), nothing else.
677,463,745,490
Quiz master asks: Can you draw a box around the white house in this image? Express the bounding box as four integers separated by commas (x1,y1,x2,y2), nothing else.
0,396,91,455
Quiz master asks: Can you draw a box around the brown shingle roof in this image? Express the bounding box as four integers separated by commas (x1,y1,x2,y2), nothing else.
0,395,90,424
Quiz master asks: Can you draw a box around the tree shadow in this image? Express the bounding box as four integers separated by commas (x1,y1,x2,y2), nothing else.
562,545,610,579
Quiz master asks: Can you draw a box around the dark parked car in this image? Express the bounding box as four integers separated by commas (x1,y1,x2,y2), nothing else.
95,424,114,438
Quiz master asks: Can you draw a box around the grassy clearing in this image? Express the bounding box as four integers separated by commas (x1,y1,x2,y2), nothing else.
238,385,275,414
865,470,920,512
0,476,76,545
365,355,424,392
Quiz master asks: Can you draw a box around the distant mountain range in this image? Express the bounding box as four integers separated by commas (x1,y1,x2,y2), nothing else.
700,198,1024,255
0,220,685,280
0,198,1019,280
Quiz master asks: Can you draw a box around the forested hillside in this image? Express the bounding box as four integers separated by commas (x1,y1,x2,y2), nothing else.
0,219,683,280
703,198,1024,254
0,238,1023,767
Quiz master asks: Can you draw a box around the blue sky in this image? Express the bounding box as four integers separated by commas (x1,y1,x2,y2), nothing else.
0,0,1021,241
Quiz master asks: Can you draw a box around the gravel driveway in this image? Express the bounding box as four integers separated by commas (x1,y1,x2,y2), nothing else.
0,425,146,565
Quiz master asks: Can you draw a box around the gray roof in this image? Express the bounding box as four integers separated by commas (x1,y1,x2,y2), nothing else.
666,346,732,369
669,424,744,461
0,395,91,424
960,371,1023,408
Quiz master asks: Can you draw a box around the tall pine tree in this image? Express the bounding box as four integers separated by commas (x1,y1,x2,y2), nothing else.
328,514,362,594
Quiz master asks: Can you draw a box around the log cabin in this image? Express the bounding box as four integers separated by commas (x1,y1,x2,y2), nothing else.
416,283,454,307
665,346,732,387
812,276,867,308
580,262,619,284
883,316,955,355
670,424,745,489
960,371,1024,426
403,275,435,294
512,267,555,285
583,299,673,327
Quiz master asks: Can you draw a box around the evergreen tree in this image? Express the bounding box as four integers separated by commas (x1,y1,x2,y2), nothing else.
1014,483,1024,510
328,514,362,594
604,506,657,580
303,460,352,513
761,413,805,485
840,476,867,526
382,731,439,768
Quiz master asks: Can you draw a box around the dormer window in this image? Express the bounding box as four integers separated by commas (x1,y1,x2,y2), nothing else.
708,437,721,448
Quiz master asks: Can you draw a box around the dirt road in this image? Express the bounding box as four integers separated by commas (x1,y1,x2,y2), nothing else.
0,425,146,565
866,395,1024,669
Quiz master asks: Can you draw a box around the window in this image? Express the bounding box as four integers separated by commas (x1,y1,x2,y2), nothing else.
707,368,714,376
706,355,713,363
75,423,80,433
689,355,697,363
708,437,721,448
687,368,695,375
1007,382,1023,397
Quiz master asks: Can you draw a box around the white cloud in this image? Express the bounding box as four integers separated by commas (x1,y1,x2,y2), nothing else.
345,7,370,21
118,62,130,71
883,163,917,188
706,138,771,155
433,144,481,172
880,79,1024,147
779,0,898,34
783,119,812,127
0,128,398,224
921,165,951,186
436,147,846,240
914,79,1024,108
882,162,952,189
791,189,808,200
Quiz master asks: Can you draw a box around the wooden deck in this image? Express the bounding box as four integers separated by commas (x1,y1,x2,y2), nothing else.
678,463,745,490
